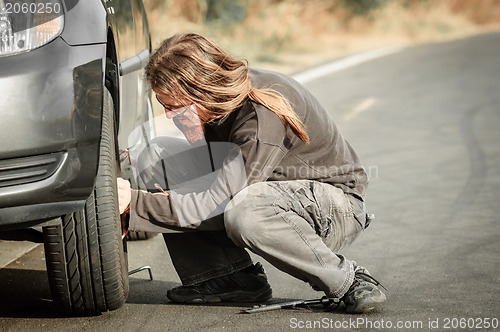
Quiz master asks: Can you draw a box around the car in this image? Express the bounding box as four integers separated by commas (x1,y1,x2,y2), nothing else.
0,0,154,315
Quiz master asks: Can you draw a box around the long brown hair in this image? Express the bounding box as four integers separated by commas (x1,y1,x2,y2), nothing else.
145,33,309,144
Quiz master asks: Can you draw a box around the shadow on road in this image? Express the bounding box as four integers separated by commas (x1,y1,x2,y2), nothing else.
0,268,62,318
127,278,179,305
0,271,211,317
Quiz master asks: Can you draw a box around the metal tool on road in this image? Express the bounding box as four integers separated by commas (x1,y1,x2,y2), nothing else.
128,265,154,281
243,296,340,314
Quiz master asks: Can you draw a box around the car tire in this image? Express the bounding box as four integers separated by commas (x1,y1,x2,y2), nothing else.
42,88,128,315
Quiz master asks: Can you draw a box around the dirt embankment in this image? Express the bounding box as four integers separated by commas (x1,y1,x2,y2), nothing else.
143,0,500,73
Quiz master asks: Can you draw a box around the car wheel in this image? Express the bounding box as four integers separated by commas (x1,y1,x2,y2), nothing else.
42,88,128,315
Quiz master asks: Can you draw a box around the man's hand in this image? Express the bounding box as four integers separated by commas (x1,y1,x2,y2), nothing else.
117,177,131,214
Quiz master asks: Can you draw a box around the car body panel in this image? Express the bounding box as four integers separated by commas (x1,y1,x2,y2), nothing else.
60,0,107,46
0,39,105,226
0,38,104,160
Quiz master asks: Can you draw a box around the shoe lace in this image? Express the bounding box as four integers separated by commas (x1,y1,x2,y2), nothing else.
354,271,387,291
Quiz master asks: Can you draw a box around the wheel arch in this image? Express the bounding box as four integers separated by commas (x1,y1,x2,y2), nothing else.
105,28,120,131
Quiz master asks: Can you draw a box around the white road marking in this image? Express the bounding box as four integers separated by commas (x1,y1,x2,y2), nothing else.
344,97,377,122
293,45,403,84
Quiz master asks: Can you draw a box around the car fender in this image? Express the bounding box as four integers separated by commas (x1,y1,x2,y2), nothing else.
60,0,107,46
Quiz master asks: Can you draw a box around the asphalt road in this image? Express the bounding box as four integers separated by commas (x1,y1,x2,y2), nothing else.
1,32,499,331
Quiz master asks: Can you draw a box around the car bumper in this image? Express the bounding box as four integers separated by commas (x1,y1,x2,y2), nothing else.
0,37,106,228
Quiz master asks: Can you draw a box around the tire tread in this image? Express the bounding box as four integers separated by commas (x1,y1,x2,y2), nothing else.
43,89,128,315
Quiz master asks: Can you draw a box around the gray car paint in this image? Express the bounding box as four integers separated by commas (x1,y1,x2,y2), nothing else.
0,0,152,227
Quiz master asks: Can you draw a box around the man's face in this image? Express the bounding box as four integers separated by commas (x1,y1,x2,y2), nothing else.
155,91,207,144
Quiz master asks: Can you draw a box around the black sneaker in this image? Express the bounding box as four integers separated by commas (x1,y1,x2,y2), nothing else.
167,262,273,304
342,265,386,314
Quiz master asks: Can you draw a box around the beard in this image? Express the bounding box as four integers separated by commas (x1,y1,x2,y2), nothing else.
173,117,205,144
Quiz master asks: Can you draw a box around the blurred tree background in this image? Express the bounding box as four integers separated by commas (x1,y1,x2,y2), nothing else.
142,0,500,73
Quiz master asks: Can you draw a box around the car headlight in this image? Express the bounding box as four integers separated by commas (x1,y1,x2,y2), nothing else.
0,0,64,57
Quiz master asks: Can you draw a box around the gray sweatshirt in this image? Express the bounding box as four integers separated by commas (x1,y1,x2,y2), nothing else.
128,68,368,233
